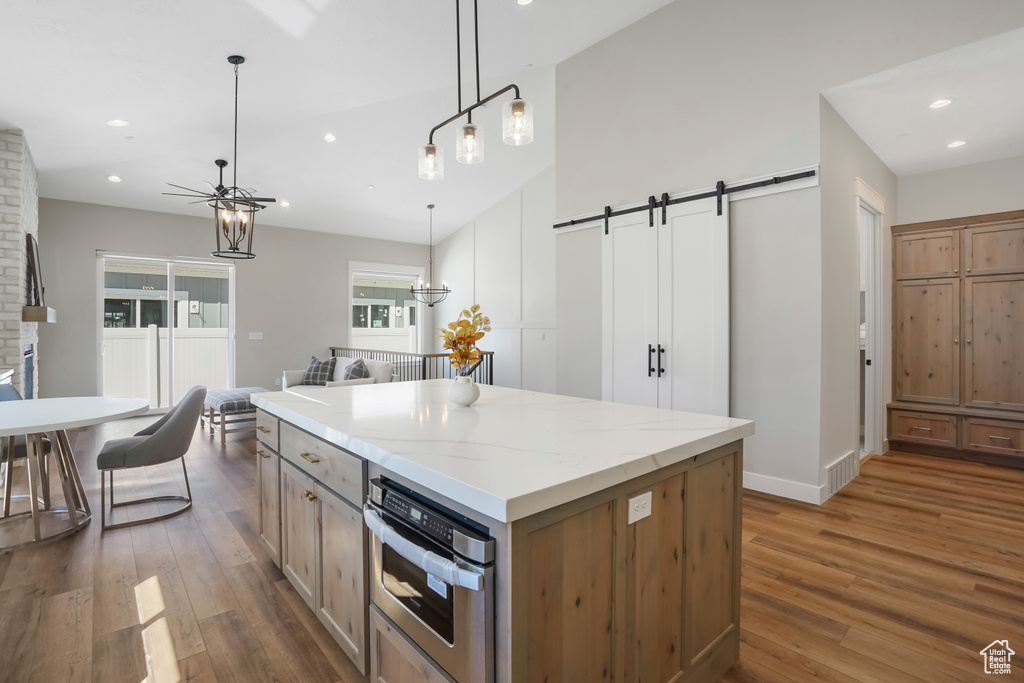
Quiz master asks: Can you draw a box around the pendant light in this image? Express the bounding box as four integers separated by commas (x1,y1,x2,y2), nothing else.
417,0,534,180
409,204,451,307
164,56,276,259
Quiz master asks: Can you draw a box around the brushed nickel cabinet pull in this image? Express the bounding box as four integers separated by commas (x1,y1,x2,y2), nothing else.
299,452,320,464
911,426,932,431
990,435,1012,441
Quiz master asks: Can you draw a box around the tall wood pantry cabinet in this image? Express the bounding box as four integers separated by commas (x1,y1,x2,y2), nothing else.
889,211,1024,463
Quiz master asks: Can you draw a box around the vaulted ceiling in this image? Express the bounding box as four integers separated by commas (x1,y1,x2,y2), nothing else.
0,0,673,242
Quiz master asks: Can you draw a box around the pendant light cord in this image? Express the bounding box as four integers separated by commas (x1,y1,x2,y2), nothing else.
428,205,434,285
233,62,239,191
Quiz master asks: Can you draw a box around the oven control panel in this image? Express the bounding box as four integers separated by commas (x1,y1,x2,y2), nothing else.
381,489,455,547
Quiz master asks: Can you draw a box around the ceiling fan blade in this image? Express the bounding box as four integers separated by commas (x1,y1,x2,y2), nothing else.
204,181,219,193
248,197,276,203
163,191,213,198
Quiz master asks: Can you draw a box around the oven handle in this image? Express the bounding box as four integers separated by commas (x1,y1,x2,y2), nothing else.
363,506,485,592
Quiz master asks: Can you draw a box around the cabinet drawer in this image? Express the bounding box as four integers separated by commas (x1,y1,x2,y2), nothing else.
963,418,1024,457
256,410,279,451
895,230,960,279
890,411,957,447
370,608,455,683
279,422,363,507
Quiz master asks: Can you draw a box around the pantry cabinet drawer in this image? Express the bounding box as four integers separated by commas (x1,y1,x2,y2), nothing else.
279,422,364,507
256,410,279,451
890,410,957,447
963,418,1024,457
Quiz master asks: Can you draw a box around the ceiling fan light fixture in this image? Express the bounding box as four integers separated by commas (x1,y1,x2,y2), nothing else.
419,144,444,180
502,98,533,145
456,122,484,164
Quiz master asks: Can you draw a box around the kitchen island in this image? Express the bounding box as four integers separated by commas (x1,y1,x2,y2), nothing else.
252,379,753,683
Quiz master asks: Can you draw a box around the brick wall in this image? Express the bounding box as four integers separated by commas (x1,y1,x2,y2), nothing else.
0,130,40,398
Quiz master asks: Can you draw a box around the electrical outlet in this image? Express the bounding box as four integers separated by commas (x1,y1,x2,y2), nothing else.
627,491,652,525
248,332,263,341
274,378,281,387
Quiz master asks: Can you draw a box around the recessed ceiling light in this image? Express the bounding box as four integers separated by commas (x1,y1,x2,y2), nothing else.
518,0,533,5
324,133,336,142
279,200,290,207
107,175,122,182
929,98,955,109
107,119,130,127
947,140,966,148
367,184,375,190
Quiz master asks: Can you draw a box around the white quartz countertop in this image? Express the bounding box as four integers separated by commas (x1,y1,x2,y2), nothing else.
252,380,754,523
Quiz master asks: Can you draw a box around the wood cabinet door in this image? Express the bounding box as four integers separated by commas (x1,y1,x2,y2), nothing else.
965,222,1024,276
894,278,961,405
316,483,368,674
895,230,960,280
370,608,455,683
280,460,317,609
256,447,281,567
964,275,1024,411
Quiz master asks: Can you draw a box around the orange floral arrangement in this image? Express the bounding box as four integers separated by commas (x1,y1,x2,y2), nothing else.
438,305,491,376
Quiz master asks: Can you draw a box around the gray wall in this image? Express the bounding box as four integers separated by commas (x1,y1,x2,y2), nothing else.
38,198,428,397
552,0,1024,500
897,154,1024,225
819,97,897,476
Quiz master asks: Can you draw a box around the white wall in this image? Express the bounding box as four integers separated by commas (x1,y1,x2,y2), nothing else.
434,168,556,392
37,199,428,397
553,0,1024,502
819,97,897,482
897,155,1024,225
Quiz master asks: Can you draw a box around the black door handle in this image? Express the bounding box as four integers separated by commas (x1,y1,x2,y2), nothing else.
648,344,656,377
658,345,666,376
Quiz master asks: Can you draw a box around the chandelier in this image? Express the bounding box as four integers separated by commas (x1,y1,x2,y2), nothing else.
165,56,276,259
418,0,534,180
410,204,451,307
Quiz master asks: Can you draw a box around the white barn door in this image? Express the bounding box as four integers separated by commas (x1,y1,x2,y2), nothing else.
602,197,730,416
658,198,730,416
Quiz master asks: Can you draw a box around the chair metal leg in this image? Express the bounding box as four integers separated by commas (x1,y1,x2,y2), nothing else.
25,436,43,541
100,457,193,531
2,436,13,518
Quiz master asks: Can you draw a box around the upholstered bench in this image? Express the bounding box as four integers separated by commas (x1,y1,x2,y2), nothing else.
201,387,268,445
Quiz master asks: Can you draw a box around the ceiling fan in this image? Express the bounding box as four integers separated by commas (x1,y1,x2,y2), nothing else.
164,55,275,260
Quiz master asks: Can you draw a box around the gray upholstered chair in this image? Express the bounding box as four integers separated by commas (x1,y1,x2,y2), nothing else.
0,384,53,516
96,385,206,530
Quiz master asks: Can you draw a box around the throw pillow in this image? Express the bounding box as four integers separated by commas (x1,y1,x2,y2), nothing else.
301,356,339,386
343,358,370,380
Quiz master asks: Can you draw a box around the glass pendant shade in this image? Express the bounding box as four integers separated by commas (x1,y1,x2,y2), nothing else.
502,99,534,145
418,144,444,180
456,122,485,164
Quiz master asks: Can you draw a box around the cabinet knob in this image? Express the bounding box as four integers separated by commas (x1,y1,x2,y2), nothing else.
954,339,959,344
303,490,318,502
966,340,971,344
954,268,958,274
966,267,971,272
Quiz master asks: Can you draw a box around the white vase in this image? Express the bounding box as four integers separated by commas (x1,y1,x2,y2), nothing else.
449,375,480,407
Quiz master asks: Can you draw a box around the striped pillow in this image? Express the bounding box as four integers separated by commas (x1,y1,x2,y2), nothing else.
301,356,339,386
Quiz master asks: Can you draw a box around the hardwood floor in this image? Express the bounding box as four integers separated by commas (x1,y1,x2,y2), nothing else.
722,451,1024,683
0,416,367,683
1,419,1021,682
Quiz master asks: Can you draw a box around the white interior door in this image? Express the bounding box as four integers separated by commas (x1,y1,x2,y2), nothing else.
602,213,659,407
657,198,730,416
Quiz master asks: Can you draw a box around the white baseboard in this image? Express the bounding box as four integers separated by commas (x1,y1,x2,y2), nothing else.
743,471,824,505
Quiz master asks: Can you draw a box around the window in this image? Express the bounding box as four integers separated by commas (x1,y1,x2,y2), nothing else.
104,299,136,328
353,305,368,328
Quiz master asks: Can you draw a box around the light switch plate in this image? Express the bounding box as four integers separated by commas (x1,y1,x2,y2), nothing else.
248,332,263,341
627,491,652,525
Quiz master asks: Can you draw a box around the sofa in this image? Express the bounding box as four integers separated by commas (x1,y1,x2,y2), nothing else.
282,356,399,389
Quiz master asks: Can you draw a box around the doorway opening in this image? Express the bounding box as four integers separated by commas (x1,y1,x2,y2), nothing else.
856,180,885,458
99,254,234,410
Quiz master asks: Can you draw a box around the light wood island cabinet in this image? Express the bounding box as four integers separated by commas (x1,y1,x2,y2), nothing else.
890,210,1024,463
255,381,754,683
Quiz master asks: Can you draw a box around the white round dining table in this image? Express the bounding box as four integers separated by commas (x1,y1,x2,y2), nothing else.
0,396,149,550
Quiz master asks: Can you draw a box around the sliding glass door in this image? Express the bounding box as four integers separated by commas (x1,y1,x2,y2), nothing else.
100,255,234,408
